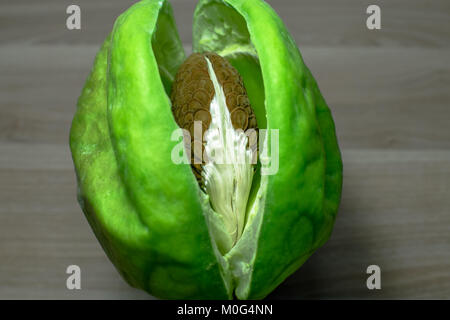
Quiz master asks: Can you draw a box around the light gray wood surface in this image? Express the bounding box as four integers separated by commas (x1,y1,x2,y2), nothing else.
0,0,449,299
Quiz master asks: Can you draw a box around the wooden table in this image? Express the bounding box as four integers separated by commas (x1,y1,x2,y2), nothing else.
0,0,449,299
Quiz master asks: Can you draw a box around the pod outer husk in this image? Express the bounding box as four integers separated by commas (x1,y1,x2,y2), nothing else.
193,0,343,299
70,0,230,299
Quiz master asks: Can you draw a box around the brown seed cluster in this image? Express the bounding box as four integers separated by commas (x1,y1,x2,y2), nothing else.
171,52,258,185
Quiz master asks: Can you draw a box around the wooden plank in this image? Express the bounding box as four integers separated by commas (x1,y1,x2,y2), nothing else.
0,0,449,48
1,45,449,149
1,0,449,300
0,148,449,298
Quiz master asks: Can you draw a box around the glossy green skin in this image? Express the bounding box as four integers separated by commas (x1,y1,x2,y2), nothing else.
70,0,342,300
193,0,343,298
70,1,229,299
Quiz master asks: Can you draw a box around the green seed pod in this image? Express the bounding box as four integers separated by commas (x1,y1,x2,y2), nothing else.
69,0,342,300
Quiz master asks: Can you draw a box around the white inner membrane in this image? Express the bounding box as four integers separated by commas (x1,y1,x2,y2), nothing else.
202,57,255,248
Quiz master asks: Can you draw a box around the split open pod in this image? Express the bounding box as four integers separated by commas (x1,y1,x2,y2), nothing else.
70,0,343,299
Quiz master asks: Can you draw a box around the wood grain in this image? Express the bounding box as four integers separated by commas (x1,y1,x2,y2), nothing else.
0,0,449,299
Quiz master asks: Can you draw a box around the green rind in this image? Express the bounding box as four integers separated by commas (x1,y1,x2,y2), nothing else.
70,0,229,299
193,0,343,299
71,0,342,300
151,0,186,94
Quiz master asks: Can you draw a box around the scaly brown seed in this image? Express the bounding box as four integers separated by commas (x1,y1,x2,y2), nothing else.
171,52,258,186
